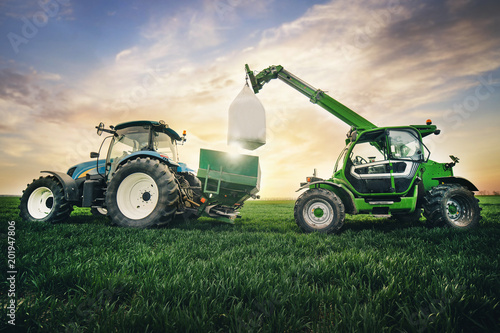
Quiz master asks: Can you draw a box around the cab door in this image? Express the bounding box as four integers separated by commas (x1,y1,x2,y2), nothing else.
344,129,392,194
386,129,425,193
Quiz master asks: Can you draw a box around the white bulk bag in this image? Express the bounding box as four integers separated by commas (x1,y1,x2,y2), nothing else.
227,84,266,150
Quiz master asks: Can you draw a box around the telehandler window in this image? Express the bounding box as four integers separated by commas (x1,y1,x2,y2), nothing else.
387,129,424,162
348,129,388,168
350,141,387,166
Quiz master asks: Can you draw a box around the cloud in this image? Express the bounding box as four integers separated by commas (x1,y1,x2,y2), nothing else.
0,68,33,107
115,48,135,62
248,0,500,129
0,60,97,144
1,0,75,21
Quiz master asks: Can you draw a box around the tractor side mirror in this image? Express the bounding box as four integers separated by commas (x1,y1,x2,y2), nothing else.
96,122,105,136
90,152,99,158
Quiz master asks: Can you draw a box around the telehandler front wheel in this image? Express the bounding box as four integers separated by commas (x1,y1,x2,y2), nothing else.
294,188,345,234
423,184,481,230
106,158,179,228
19,176,73,223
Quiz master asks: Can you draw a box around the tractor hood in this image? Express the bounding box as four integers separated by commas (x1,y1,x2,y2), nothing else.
67,160,106,179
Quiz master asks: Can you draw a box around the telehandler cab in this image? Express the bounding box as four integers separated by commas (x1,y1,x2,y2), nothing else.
243,64,481,233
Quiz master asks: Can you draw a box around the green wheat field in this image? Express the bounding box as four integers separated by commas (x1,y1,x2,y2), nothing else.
1,196,499,332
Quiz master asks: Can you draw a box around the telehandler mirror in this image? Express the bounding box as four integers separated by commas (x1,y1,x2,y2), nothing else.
90,152,99,158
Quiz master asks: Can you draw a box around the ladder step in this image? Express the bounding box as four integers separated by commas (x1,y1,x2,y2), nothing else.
368,201,394,205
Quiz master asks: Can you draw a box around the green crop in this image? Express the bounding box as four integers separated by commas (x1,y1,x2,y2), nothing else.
1,197,499,332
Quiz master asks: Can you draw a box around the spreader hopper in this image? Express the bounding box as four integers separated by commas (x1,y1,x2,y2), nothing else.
197,149,260,207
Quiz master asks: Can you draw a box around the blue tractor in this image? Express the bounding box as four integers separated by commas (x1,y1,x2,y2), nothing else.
19,120,261,228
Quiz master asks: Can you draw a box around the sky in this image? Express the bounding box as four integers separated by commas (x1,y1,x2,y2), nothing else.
0,0,499,198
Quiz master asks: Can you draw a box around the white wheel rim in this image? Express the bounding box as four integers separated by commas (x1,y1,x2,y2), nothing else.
304,199,333,229
116,173,159,220
96,207,108,215
27,187,54,219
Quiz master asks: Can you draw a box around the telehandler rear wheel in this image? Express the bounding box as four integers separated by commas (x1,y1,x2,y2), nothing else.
19,176,73,223
294,188,345,234
423,184,480,230
106,158,179,228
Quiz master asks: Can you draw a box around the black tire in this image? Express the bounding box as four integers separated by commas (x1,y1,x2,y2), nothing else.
19,176,73,223
294,188,345,234
106,158,179,228
423,184,481,230
91,207,108,217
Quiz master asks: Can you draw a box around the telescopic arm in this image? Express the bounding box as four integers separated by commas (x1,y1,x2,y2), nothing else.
245,64,377,131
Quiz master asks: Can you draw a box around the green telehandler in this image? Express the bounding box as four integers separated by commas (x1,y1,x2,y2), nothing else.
243,64,481,233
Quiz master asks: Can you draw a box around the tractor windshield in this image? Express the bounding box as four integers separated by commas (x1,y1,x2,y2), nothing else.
107,126,150,175
106,125,180,177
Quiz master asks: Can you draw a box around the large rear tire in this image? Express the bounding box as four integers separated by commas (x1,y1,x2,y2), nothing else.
106,158,179,228
19,176,73,223
423,184,480,230
294,188,345,234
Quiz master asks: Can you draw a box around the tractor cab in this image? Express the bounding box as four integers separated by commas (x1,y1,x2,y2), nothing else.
104,121,184,179
340,127,428,195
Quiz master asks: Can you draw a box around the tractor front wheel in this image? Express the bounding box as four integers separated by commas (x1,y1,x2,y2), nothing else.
106,158,179,228
294,188,345,234
423,184,481,230
91,207,108,217
19,176,73,223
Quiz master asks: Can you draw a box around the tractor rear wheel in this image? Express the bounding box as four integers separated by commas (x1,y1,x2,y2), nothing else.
423,184,480,230
294,188,345,234
106,158,179,228
19,176,73,223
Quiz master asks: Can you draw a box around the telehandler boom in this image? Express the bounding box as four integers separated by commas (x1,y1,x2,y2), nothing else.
244,64,481,233
246,64,376,131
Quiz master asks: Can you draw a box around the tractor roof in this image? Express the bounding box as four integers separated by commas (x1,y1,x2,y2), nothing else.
114,120,182,141
114,120,160,130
